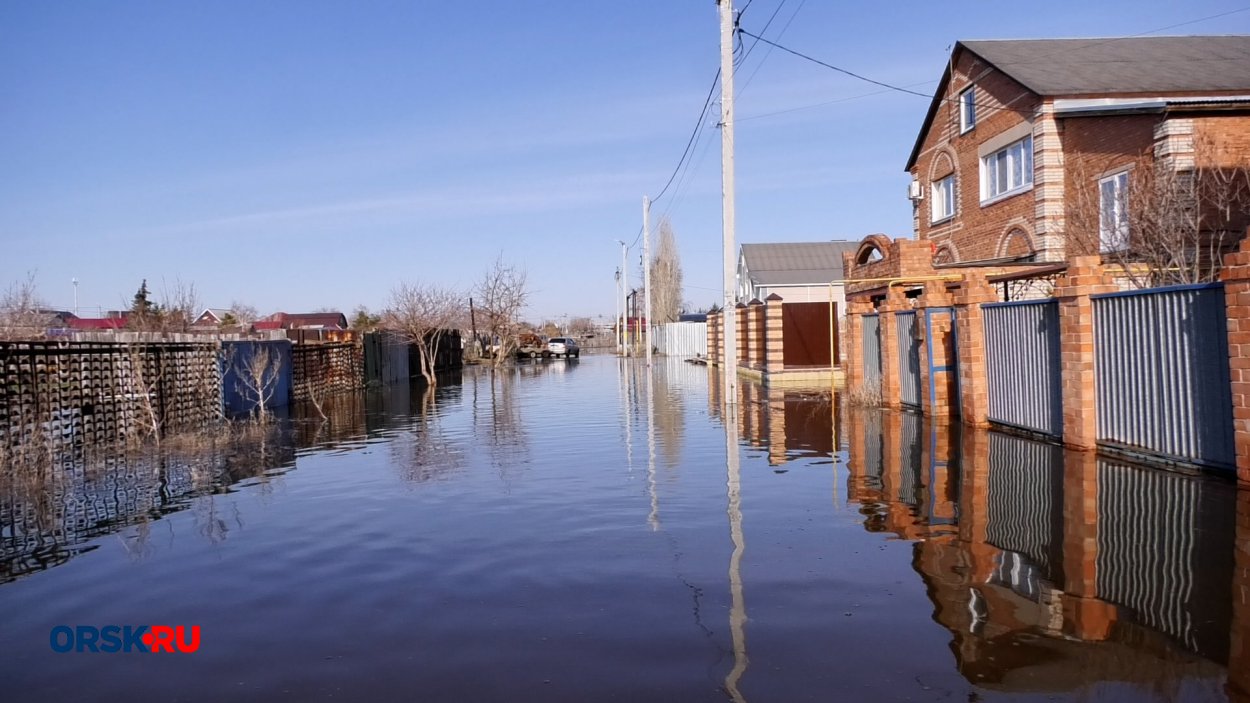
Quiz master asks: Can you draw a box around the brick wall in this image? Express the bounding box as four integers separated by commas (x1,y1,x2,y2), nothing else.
1061,114,1161,256
910,50,1041,263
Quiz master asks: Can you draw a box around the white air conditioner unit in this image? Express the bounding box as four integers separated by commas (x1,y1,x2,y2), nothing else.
908,181,924,201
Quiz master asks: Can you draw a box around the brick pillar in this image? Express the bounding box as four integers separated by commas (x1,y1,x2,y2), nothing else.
952,273,998,428
706,308,718,364
1061,449,1116,641
751,299,766,370
767,386,787,466
712,309,723,366
735,303,748,365
844,298,873,393
745,299,762,369
1221,234,1250,486
878,287,909,409
764,293,785,375
916,281,955,419
1054,256,1116,450
1229,490,1250,702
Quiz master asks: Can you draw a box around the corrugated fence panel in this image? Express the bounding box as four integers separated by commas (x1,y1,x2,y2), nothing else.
1095,459,1235,660
983,300,1062,437
1093,284,1234,469
653,322,708,358
862,315,881,389
896,312,921,408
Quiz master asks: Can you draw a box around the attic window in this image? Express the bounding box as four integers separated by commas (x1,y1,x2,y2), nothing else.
959,87,977,133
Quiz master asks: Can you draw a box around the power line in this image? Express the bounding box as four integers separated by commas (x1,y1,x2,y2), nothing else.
650,68,722,204
739,29,933,98
738,0,806,98
737,28,1039,117
736,0,787,70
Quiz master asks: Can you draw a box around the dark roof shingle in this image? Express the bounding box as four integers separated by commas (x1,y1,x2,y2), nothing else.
962,36,1250,95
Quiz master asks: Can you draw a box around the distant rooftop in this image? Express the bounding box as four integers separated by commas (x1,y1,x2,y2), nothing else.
740,241,863,286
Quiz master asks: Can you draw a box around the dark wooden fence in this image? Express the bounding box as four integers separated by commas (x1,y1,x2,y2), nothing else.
781,302,838,367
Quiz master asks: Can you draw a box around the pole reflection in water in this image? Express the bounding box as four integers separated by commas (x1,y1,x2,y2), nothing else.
723,398,748,703
647,358,659,531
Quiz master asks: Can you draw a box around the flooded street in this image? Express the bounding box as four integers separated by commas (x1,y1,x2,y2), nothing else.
1,355,1246,702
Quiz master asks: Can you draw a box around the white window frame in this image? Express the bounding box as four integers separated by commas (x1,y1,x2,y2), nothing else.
979,135,1033,204
931,175,955,224
1099,170,1130,252
959,87,976,133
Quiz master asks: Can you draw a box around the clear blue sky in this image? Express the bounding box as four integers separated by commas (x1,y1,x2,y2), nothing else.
3,1,1248,322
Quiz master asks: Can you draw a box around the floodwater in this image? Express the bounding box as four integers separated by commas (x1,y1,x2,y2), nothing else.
0,355,1246,702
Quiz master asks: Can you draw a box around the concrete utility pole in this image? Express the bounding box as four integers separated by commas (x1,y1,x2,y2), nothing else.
718,0,738,403
615,267,622,353
643,195,653,365
619,239,629,355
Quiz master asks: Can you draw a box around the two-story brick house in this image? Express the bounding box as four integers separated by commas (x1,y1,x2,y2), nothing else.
906,36,1250,267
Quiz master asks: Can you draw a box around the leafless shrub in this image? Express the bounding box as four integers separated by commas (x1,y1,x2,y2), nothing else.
476,255,530,365
845,383,883,408
0,272,49,341
383,282,463,384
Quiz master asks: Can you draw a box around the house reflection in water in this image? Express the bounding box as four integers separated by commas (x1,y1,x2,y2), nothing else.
845,409,1250,699
710,375,1250,699
708,373,838,469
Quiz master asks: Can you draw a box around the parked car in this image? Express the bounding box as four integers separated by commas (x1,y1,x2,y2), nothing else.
547,337,579,358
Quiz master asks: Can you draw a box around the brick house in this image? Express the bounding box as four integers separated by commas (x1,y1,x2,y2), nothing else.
906,36,1250,267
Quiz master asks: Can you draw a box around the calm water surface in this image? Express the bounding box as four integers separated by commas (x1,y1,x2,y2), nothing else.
1,356,1246,702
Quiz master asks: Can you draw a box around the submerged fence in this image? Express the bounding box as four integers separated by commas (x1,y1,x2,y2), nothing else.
0,341,222,450
1092,284,1234,469
983,300,1063,437
2,330,464,451
654,322,707,358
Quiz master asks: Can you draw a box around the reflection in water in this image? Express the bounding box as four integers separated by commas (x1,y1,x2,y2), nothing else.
723,400,748,703
0,423,297,583
847,410,1240,698
0,372,465,583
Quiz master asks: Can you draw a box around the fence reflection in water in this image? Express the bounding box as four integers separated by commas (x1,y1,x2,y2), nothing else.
845,409,1245,696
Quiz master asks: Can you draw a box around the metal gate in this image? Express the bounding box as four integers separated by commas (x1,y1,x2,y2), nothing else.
896,312,921,409
862,314,881,390
924,307,959,417
983,300,1062,437
1092,284,1234,469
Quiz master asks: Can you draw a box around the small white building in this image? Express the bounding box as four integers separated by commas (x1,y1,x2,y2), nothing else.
736,241,861,315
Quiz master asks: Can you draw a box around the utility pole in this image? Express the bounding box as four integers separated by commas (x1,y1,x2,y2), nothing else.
642,195,653,365
615,267,622,354
72,278,79,317
619,239,629,356
718,0,738,403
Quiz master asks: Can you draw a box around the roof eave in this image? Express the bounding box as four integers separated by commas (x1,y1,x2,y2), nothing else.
904,45,959,172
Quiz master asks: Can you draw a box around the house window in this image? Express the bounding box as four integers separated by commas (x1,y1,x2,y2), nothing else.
1099,171,1130,252
980,135,1033,202
931,175,955,223
959,87,976,133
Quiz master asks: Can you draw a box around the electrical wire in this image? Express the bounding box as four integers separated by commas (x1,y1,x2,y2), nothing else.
737,0,806,98
650,68,722,205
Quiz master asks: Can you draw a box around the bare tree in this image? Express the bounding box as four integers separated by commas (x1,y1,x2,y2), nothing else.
227,344,284,423
649,218,684,324
1067,136,1250,287
568,316,595,336
229,301,259,327
350,305,382,331
158,277,201,333
475,255,530,365
384,282,463,385
0,272,48,340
